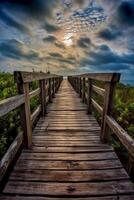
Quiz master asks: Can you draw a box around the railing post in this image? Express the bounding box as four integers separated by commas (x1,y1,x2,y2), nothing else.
87,78,92,114
52,78,55,98
39,79,46,116
79,77,82,97
49,78,52,103
82,77,85,102
101,81,116,142
17,82,32,149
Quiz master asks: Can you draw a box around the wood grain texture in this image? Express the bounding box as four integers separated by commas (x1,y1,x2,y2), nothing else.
2,79,134,199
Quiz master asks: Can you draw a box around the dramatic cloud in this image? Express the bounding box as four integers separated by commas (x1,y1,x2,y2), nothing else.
0,0,55,20
80,44,134,70
77,37,91,48
98,27,122,41
43,35,57,43
49,52,63,58
43,21,60,33
0,8,30,34
0,0,134,84
0,39,39,60
117,0,134,26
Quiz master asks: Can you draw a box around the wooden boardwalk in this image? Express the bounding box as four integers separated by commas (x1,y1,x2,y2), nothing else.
1,80,134,199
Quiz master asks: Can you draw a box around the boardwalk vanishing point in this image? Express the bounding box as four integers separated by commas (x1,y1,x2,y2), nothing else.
0,71,134,199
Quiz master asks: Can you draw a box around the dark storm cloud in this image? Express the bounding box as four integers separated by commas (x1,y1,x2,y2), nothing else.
43,35,57,43
98,27,122,41
0,0,55,20
0,39,39,60
77,37,91,48
117,0,134,26
80,44,134,71
49,52,63,58
47,53,76,65
43,21,60,33
0,8,30,34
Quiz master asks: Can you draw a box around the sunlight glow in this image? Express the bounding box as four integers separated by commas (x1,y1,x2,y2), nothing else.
63,33,73,46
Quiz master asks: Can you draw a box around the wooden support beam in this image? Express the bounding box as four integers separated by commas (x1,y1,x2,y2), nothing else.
79,77,82,97
48,78,52,103
82,77,85,103
87,79,92,114
52,78,55,98
17,82,32,149
39,80,46,116
101,82,116,142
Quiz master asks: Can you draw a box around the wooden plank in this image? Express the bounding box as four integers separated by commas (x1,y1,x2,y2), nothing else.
101,82,116,142
0,94,24,117
71,73,120,82
33,130,101,136
91,98,103,115
4,180,133,196
19,152,118,160
1,195,134,200
32,140,107,147
106,115,134,159
2,79,134,200
14,159,122,170
14,71,61,83
9,168,128,182
92,84,105,97
0,132,23,182
17,83,32,148
29,88,40,99
24,146,113,153
32,135,100,140
39,79,46,116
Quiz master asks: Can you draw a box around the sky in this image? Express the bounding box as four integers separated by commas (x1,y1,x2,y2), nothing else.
0,0,134,84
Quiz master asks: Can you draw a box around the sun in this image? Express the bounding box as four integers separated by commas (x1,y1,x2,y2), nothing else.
63,33,73,46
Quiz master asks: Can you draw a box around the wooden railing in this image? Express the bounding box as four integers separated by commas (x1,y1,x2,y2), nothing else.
68,73,134,176
0,71,63,182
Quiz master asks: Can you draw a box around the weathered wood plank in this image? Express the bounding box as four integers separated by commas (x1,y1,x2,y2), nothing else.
14,159,122,170
4,180,133,196
24,146,113,153
19,152,118,160
1,195,134,200
9,168,128,182
71,73,120,82
91,98,103,115
0,94,24,117
92,85,105,97
106,115,134,159
0,132,23,182
14,71,61,83
29,88,40,99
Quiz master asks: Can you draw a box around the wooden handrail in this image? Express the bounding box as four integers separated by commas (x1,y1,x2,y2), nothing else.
0,71,63,182
14,71,60,83
68,73,134,174
72,73,120,82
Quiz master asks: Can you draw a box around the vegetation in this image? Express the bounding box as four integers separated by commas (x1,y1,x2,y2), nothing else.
0,72,39,158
